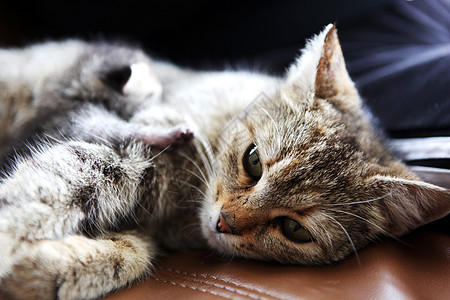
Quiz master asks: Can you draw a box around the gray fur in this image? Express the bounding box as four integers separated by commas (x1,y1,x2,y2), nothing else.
0,25,448,300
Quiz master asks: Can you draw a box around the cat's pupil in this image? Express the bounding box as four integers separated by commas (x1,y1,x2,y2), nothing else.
243,144,262,182
281,218,312,243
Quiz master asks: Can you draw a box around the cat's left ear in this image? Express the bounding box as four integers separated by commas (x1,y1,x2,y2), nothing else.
285,24,359,107
314,24,358,103
372,175,450,236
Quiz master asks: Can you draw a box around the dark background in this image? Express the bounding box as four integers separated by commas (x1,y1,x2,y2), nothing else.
1,0,449,138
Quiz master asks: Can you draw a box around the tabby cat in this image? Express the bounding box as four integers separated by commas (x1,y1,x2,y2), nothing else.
0,25,448,300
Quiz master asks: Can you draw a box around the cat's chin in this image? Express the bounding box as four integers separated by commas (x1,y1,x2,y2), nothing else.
203,227,238,257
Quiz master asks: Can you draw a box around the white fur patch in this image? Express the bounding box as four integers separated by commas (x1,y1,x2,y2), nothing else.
123,62,162,100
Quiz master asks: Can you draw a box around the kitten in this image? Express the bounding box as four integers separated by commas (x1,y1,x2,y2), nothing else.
0,39,192,175
0,24,449,300
0,40,194,299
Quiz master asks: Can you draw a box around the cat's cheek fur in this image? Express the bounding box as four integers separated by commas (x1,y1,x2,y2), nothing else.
200,194,225,251
200,184,246,257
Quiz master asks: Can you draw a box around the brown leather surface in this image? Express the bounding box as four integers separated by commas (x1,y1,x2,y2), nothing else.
105,230,449,300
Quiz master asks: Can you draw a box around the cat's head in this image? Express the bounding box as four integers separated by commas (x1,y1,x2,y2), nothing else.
200,24,450,265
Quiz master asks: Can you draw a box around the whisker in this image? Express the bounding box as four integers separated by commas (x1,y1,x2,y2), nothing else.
316,221,333,250
179,152,209,188
255,103,281,153
125,208,142,228
136,201,153,218
148,144,171,161
194,136,215,177
76,128,111,145
326,208,405,244
172,178,208,200
324,193,391,207
180,223,201,237
321,212,360,265
181,168,212,194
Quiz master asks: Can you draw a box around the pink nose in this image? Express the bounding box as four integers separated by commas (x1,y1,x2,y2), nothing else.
216,212,233,234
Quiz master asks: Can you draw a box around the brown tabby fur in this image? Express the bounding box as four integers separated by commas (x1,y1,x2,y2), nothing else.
201,25,449,264
0,25,448,299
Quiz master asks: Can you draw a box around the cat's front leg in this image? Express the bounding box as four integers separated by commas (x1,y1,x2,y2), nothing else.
0,231,155,300
65,104,194,151
137,123,194,150
0,140,157,299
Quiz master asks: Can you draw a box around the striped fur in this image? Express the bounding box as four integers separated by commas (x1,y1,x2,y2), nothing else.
0,25,448,299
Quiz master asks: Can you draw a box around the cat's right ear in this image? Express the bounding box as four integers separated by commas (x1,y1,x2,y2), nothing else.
101,63,162,99
370,175,450,236
101,65,132,93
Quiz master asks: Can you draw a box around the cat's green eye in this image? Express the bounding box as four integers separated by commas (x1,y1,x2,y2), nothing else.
281,218,312,243
243,144,262,181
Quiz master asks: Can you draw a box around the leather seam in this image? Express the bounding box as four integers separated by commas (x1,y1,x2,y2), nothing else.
158,270,266,300
153,277,241,300
160,267,286,300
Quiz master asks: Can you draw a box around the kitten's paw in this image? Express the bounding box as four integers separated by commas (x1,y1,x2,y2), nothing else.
166,124,195,148
56,233,154,300
140,124,194,150
0,232,155,300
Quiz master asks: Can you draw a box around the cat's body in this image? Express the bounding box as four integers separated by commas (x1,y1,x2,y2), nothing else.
0,39,193,173
0,25,448,300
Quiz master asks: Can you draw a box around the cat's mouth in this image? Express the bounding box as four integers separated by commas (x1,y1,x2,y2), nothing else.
200,204,238,255
204,222,236,254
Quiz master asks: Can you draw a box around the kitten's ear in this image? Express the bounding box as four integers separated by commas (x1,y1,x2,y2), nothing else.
101,63,162,98
285,24,358,107
372,175,450,236
314,24,358,101
101,65,132,93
